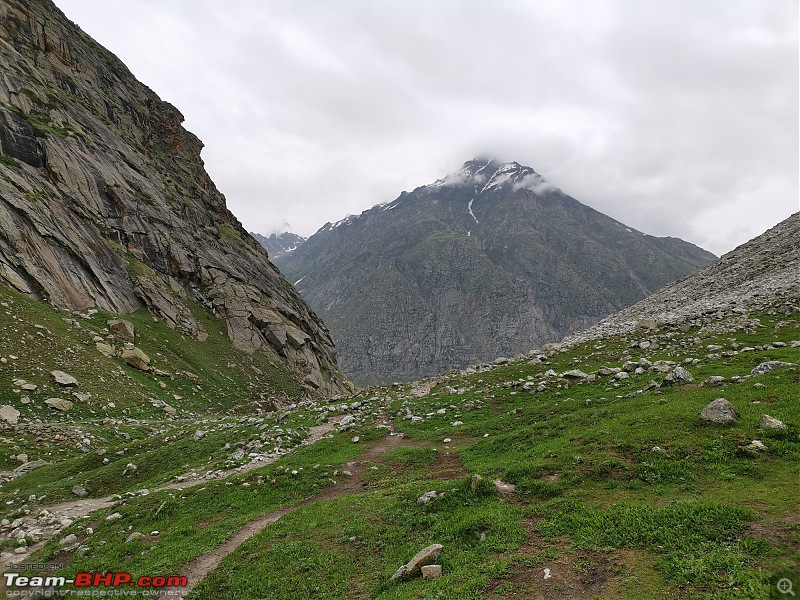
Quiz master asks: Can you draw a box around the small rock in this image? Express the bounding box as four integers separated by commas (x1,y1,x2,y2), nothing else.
122,463,137,476
417,491,438,505
125,532,144,543
60,534,78,546
391,544,444,580
351,436,360,443
45,398,73,412
758,414,786,430
51,370,78,387
742,440,767,452
443,438,451,443
421,565,442,579
0,405,21,425
492,479,516,496
338,415,356,430
193,430,207,441
699,398,738,425
562,369,588,379
106,512,122,521
663,366,694,386
95,342,116,358
71,485,87,497
704,376,726,385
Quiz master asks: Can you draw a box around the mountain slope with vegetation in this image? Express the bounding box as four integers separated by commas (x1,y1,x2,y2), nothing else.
275,158,716,385
0,0,348,396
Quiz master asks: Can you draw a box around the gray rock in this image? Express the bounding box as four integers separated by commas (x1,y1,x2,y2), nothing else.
562,369,589,379
758,414,786,430
699,398,738,425
51,370,78,387
651,361,675,373
71,485,87,497
751,361,793,376
44,398,73,412
421,565,442,579
391,544,444,580
416,491,438,505
742,440,768,452
107,319,135,342
663,366,694,386
125,532,144,543
95,342,116,358
704,376,726,385
121,347,151,371
338,415,356,430
194,430,207,441
0,405,20,425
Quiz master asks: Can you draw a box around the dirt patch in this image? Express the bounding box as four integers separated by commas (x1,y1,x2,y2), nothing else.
486,519,629,599
747,513,800,552
162,430,411,595
423,449,469,481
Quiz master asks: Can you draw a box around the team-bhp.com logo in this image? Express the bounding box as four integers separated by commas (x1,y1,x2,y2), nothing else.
4,571,188,595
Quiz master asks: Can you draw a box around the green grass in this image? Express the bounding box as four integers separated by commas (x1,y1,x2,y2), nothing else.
7,296,799,599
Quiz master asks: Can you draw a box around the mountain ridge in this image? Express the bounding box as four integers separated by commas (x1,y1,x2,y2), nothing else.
0,0,349,396
275,158,716,384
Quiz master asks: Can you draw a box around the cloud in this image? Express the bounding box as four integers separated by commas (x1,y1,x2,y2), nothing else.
54,0,798,254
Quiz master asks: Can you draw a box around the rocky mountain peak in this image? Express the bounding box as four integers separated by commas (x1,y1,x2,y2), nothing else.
275,159,716,384
431,158,545,194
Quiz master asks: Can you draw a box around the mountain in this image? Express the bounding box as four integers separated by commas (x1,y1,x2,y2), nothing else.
563,211,800,348
0,0,349,396
251,231,307,258
274,158,716,385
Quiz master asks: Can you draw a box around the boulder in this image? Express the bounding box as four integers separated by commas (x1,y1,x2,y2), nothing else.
51,370,78,387
95,342,116,358
663,366,693,386
391,544,444,580
562,369,588,379
751,361,793,376
121,347,151,371
45,398,73,412
107,319,135,342
0,405,20,425
699,398,737,425
758,414,786,430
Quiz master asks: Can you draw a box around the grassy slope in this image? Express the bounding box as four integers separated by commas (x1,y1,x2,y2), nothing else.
5,290,799,598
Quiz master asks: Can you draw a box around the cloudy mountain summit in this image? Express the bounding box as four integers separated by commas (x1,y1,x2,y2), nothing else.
274,159,716,385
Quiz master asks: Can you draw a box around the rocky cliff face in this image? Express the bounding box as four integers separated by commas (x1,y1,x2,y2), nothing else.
275,158,716,385
0,0,349,396
561,212,800,347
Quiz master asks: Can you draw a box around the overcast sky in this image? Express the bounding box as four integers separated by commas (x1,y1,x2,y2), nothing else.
53,0,798,256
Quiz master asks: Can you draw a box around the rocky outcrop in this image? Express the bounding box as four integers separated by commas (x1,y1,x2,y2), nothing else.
0,0,349,396
562,212,799,348
276,158,715,385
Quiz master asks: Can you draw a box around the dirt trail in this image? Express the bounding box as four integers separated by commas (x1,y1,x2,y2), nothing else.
0,418,342,577
171,430,406,595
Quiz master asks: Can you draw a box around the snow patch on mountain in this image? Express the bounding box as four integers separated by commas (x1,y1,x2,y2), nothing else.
468,199,479,224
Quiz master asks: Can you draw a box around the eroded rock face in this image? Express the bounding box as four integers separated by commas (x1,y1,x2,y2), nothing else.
0,0,349,396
